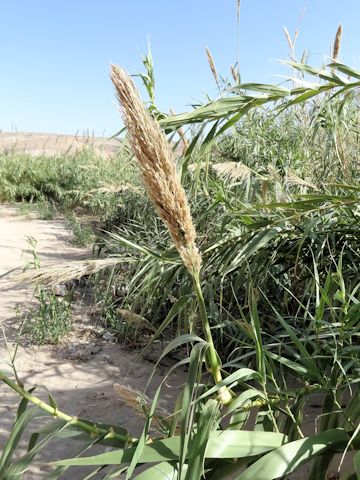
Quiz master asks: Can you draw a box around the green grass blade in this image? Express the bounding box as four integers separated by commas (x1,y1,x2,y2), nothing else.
133,462,187,480
235,429,351,480
142,295,193,354
179,341,208,477
354,450,360,479
185,399,219,479
0,403,38,472
53,430,287,467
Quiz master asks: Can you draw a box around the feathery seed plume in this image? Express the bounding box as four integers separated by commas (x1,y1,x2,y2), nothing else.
18,257,124,286
283,26,293,52
205,47,219,87
231,64,239,84
283,26,298,61
212,161,251,182
333,24,342,61
188,161,209,173
111,65,201,273
285,171,318,190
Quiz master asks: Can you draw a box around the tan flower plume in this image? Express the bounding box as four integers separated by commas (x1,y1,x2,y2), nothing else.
111,65,201,273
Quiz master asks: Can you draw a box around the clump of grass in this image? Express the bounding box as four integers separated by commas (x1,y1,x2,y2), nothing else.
16,202,35,218
19,237,73,345
65,212,94,246
0,149,139,218
35,200,57,220
29,288,72,345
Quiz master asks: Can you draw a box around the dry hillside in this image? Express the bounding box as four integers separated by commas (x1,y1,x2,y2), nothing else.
0,131,120,158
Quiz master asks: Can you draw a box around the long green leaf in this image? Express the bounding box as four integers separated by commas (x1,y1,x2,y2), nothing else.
185,399,219,480
53,430,287,466
354,450,360,479
142,295,193,353
179,341,208,477
235,429,352,480
134,462,188,480
195,368,260,403
0,402,38,472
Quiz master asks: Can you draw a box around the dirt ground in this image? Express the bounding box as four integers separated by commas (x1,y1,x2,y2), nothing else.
0,205,184,479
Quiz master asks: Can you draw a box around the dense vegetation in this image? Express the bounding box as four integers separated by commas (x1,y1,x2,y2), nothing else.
0,56,360,479
0,144,138,222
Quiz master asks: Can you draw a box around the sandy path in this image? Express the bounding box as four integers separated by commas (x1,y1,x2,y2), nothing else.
0,206,183,479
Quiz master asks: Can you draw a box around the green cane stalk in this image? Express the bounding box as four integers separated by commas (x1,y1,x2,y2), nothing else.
0,370,134,445
192,270,232,405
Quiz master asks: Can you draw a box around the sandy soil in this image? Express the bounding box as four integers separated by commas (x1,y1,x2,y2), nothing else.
0,206,184,479
0,131,119,158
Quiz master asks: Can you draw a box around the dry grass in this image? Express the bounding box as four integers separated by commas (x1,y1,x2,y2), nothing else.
113,383,149,421
266,164,281,182
86,183,143,195
212,161,251,182
113,383,178,435
18,257,124,286
111,65,201,274
285,171,318,190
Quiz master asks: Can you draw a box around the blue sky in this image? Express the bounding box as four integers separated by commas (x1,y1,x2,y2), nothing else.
1,0,359,136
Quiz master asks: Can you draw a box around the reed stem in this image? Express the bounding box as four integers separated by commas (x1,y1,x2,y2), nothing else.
192,271,232,404
0,370,134,445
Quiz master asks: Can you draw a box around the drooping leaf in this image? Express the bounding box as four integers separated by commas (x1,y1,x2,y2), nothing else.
235,429,352,480
53,430,287,467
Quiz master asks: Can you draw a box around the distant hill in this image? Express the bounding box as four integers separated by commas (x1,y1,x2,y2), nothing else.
0,131,120,158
